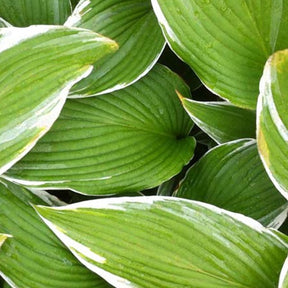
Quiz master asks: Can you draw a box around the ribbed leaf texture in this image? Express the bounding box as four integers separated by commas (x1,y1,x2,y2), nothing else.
0,0,72,26
0,25,117,175
176,139,287,227
36,196,288,288
152,0,288,109
5,65,195,195
181,97,256,143
0,179,112,288
66,0,166,96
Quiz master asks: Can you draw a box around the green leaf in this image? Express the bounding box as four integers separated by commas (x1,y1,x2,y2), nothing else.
158,46,202,92
0,0,72,26
66,0,166,96
0,25,117,175
36,196,288,288
176,139,287,227
152,0,288,109
180,97,256,144
5,65,195,195
0,179,111,288
279,256,288,288
257,49,288,199
194,130,217,149
157,176,178,196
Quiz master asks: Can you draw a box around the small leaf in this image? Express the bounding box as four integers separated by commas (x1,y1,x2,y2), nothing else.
36,196,288,288
181,97,256,144
157,176,178,196
0,0,72,26
5,65,195,195
0,179,111,288
152,0,288,109
194,130,217,149
176,139,287,227
257,49,288,199
158,46,202,91
66,0,165,96
0,25,117,175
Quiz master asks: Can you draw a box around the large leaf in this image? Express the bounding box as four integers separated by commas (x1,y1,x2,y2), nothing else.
0,0,72,26
0,25,117,175
257,49,288,200
180,96,256,143
176,139,287,227
36,196,288,288
0,179,111,288
5,65,195,195
152,0,288,109
66,0,165,96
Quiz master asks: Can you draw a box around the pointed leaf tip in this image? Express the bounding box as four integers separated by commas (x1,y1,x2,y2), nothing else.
36,196,288,288
176,90,185,102
182,99,256,143
67,0,165,96
0,25,117,175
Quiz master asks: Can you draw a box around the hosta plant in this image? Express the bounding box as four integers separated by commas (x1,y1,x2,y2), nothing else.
0,1,288,288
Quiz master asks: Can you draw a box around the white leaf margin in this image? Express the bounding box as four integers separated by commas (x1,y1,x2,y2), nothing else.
35,196,288,288
257,53,288,198
279,256,288,288
0,26,95,175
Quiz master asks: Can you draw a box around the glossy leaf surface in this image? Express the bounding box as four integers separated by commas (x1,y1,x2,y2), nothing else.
279,256,288,288
176,139,287,227
0,0,72,26
257,49,288,199
36,196,288,288
66,0,165,96
152,0,288,108
0,179,111,288
6,65,195,195
181,97,256,143
0,25,117,175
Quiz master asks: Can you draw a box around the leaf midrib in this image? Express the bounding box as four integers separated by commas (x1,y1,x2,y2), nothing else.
58,116,187,140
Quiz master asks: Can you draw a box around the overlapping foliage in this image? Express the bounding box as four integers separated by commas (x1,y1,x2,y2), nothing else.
0,1,288,287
